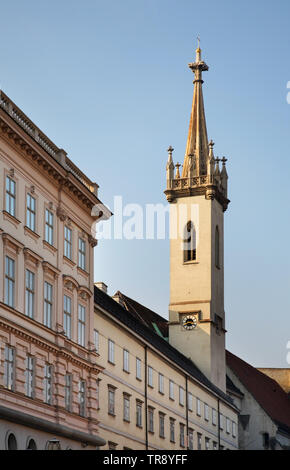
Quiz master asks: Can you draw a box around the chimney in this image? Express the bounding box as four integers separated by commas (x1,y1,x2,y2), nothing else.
94,282,108,294
112,291,125,307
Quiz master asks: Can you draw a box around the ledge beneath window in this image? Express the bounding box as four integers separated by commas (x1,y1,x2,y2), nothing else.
63,256,76,268
77,266,89,278
24,226,40,241
43,240,57,254
2,210,21,228
183,260,199,266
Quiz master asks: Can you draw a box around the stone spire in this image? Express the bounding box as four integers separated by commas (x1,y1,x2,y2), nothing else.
182,42,209,178
164,44,230,212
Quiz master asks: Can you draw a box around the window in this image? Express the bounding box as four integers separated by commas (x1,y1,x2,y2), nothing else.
7,433,17,450
136,401,142,427
25,269,35,318
44,282,53,328
213,441,218,450
232,421,237,438
108,339,115,364
148,366,153,387
205,437,210,450
189,429,194,450
263,432,270,450
108,387,115,415
79,380,86,417
78,304,86,346
196,398,201,416
26,439,37,450
45,209,54,245
159,413,165,438
215,226,220,268
188,392,193,411
123,394,130,422
204,403,209,421
212,408,217,426
148,407,154,433
183,221,196,262
180,423,185,448
158,373,164,394
219,413,224,430
197,433,202,450
179,386,184,406
94,330,99,352
5,256,15,308
44,364,53,405
63,295,72,339
4,346,15,391
170,418,175,443
215,314,223,335
65,374,72,411
96,379,100,409
169,380,174,400
123,349,129,372
136,357,141,380
78,238,86,270
64,226,72,260
226,417,231,434
25,355,34,398
5,176,16,216
26,194,36,231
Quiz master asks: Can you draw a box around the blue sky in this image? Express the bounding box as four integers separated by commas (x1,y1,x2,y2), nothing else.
1,0,289,367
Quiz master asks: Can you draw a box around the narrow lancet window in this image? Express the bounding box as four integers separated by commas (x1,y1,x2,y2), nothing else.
183,221,196,262
215,226,220,268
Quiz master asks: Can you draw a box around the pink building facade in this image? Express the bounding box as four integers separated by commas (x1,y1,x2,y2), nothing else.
0,91,107,450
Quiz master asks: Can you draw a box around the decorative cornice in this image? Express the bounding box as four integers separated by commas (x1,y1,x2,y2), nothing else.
164,183,230,211
88,234,98,248
56,205,67,222
42,260,60,278
23,247,43,266
0,310,101,371
0,94,105,212
2,232,24,253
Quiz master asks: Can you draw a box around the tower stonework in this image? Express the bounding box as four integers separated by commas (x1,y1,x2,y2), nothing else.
165,46,230,392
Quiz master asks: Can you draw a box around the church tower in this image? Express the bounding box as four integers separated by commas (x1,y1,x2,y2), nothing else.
165,44,230,392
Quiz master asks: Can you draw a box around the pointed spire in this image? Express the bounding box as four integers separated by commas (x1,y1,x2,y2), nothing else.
166,146,174,170
166,146,175,189
175,162,181,179
182,41,209,178
208,140,215,177
220,157,228,196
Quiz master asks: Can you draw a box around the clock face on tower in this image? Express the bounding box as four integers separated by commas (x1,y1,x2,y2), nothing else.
182,315,197,330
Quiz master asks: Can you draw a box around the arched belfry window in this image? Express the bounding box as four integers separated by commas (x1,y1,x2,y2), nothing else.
215,226,220,268
183,221,196,262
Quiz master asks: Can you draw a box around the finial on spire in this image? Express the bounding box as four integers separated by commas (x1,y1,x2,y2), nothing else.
175,162,181,179
197,35,201,50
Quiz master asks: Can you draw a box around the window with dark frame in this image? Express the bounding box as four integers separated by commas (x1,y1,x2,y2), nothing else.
183,221,196,262
6,176,16,217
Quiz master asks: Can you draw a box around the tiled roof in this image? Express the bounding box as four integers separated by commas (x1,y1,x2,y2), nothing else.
226,350,290,433
226,374,244,398
115,291,169,339
94,286,234,406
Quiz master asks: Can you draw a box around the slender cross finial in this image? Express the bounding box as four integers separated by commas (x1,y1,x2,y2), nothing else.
197,35,200,49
